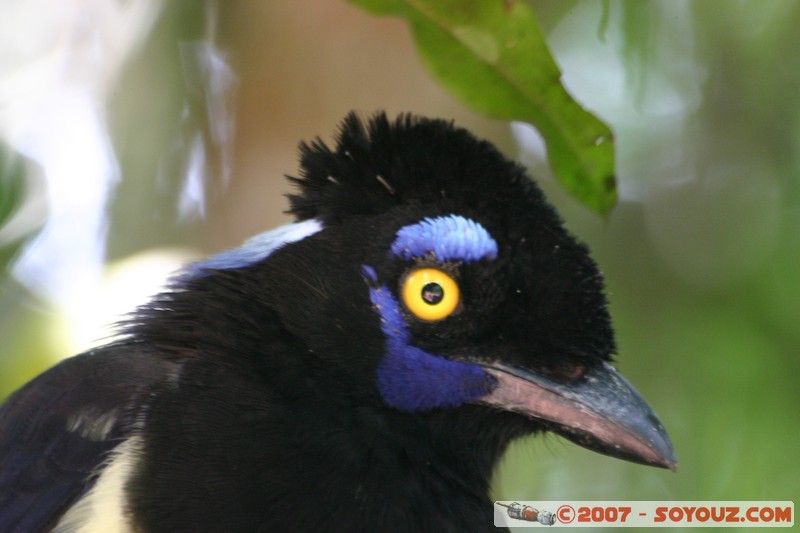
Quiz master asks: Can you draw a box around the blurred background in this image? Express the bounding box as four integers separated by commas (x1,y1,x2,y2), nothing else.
0,0,797,519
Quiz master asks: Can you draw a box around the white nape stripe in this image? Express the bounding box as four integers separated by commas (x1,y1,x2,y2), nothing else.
54,436,142,533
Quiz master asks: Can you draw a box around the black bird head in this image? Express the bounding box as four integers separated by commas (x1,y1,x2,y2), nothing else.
162,112,674,471
0,112,675,532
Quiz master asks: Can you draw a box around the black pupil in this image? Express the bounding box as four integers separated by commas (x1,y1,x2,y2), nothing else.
421,283,444,305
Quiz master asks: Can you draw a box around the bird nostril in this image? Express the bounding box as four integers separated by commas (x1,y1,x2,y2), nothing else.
550,363,587,381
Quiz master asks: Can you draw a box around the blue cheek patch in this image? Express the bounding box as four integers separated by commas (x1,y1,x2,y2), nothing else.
365,272,495,412
390,215,498,263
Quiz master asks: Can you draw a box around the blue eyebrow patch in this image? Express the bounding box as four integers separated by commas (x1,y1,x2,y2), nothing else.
390,215,498,263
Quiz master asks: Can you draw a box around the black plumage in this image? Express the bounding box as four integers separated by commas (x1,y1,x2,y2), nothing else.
0,112,674,532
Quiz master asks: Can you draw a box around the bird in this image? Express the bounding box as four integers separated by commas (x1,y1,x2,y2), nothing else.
0,112,675,532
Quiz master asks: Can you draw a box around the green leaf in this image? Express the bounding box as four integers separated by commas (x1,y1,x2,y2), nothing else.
0,146,25,229
350,0,617,214
0,146,29,275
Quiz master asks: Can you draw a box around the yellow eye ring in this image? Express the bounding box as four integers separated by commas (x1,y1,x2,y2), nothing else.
401,268,460,321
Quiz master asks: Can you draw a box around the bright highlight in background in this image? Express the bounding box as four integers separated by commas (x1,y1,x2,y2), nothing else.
54,249,196,357
0,0,160,311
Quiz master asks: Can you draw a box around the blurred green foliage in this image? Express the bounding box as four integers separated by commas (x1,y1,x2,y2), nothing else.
0,149,44,400
0,148,27,272
492,0,800,511
0,149,23,230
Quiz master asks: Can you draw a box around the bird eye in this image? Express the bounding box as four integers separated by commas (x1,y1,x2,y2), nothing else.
401,268,460,321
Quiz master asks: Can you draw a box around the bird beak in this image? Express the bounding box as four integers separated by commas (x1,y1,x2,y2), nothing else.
478,362,677,470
